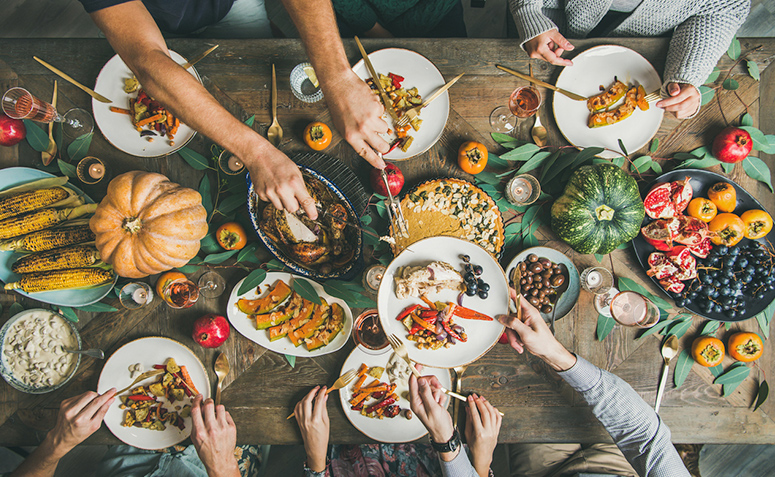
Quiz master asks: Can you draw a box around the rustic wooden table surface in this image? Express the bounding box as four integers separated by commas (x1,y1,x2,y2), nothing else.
0,37,774,446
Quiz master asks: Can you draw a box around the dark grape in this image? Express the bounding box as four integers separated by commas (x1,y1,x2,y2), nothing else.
675,298,687,307
464,272,475,283
717,245,729,255
465,287,477,297
702,275,713,285
461,254,471,263
727,309,739,319
479,282,490,292
477,290,488,299
473,265,483,276
730,247,741,256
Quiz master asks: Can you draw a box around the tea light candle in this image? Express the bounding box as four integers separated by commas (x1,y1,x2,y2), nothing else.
363,264,386,292
132,287,149,304
506,176,532,204
227,156,244,172
585,270,602,287
88,162,105,180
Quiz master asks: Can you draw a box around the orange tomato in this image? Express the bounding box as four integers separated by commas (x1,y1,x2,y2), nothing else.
458,141,488,175
728,332,764,362
156,271,186,298
303,122,332,151
691,336,725,367
687,197,718,223
708,213,745,246
216,222,247,250
740,209,773,239
707,182,737,213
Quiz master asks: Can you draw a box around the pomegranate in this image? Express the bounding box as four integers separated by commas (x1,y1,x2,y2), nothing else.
643,182,675,219
641,220,674,251
192,314,230,348
0,114,26,147
667,246,696,271
670,178,693,214
659,276,685,294
498,332,509,344
673,216,708,246
647,252,667,267
712,127,752,163
647,259,679,280
687,237,712,259
370,163,405,196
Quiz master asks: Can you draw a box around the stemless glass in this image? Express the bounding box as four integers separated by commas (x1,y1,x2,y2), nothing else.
2,87,93,138
609,291,660,328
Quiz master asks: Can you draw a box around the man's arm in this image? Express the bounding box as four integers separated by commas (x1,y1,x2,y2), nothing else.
508,0,574,66
281,0,389,169
89,1,317,218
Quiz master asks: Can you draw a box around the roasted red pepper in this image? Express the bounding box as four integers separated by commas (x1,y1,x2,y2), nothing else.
153,364,165,370
420,295,437,309
388,73,404,89
127,394,155,401
439,303,456,323
442,320,467,342
397,304,421,321
408,323,423,335
365,395,396,414
453,306,493,321
420,309,439,319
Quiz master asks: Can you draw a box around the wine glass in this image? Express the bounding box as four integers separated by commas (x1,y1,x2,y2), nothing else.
198,270,226,299
161,277,200,309
609,291,660,328
489,85,542,133
2,87,93,138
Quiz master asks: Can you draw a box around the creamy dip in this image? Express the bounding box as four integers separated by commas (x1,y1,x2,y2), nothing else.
386,352,411,388
2,310,77,388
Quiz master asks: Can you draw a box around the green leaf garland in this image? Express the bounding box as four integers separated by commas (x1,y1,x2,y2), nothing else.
700,320,721,336
57,159,76,179
202,249,238,264
57,306,79,323
199,174,213,218
747,60,760,81
743,156,773,192
76,302,119,312
727,37,741,60
715,363,750,397
179,147,210,170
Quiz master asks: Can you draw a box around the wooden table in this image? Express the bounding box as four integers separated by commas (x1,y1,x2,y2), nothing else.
0,37,774,446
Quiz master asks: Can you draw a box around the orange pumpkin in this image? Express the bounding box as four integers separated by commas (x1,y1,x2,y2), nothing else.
90,171,208,278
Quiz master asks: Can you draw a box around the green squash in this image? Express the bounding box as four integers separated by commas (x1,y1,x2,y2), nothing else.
550,164,644,254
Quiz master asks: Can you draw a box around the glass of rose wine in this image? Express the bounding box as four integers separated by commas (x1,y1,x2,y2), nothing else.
489,85,542,133
609,291,660,328
2,87,93,138
161,276,200,309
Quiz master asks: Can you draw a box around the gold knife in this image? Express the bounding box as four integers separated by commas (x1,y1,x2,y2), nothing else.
495,64,586,102
180,44,219,70
33,56,112,103
354,36,400,123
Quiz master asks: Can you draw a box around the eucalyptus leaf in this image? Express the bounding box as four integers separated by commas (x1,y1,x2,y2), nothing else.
521,205,542,238
743,156,774,192
574,147,605,165
756,311,771,339
740,126,768,151
700,320,721,336
637,318,673,339
722,78,739,90
596,313,615,341
709,364,723,377
202,249,238,264
754,380,769,411
714,364,750,385
699,86,715,106
523,231,539,248
612,156,625,168
0,303,3,316
217,194,245,214
284,354,296,368
617,139,628,157
674,349,693,388
705,68,721,84
292,278,322,305
475,171,501,186
491,132,517,144
727,36,741,60
632,156,652,174
650,162,663,174
57,159,76,179
504,222,521,235
691,146,710,158
76,302,118,312
618,277,671,310
199,174,213,218
594,254,605,263
538,150,561,182
487,153,510,168
23,120,50,152
501,143,540,162
9,302,24,317
665,317,693,339
650,138,659,153
237,268,267,295
237,242,259,263
741,113,754,127
244,115,255,127
541,152,577,184
176,264,201,273
66,132,93,163
673,152,699,161
178,147,210,170
747,60,760,81
722,162,736,174
57,306,78,323
676,157,722,170
516,150,552,174
762,135,775,154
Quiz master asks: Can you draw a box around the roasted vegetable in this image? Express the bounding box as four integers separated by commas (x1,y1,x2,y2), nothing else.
0,187,71,221
4,267,114,293
0,204,97,240
0,224,95,252
587,79,627,112
11,245,100,274
587,85,648,128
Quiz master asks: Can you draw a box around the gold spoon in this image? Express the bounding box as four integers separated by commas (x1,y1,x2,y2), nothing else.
654,335,679,413
531,113,547,147
214,352,230,406
267,64,283,147
42,80,57,165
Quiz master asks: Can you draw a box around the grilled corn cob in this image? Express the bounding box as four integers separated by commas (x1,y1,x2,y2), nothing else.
0,187,71,221
4,268,114,293
0,204,97,240
12,245,100,274
0,224,96,252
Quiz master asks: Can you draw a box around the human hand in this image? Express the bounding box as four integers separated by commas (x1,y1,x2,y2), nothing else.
190,395,239,477
322,70,389,169
47,388,117,456
498,290,577,371
294,386,330,473
408,369,454,445
656,82,700,119
464,393,502,477
242,144,318,220
363,22,394,38
523,29,574,67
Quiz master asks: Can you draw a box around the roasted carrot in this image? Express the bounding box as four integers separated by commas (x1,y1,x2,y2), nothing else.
411,313,436,332
352,374,367,392
420,295,436,309
179,366,200,395
350,392,370,407
359,384,388,394
110,106,131,115
357,363,368,377
137,113,164,127
166,113,174,128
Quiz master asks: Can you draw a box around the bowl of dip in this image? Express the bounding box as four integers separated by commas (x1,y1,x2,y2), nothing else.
0,308,82,394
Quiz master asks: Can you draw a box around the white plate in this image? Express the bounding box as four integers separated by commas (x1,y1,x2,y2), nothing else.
92,51,199,157
353,48,449,160
0,167,116,307
339,346,451,443
378,236,507,368
97,337,210,450
226,272,353,357
552,44,664,159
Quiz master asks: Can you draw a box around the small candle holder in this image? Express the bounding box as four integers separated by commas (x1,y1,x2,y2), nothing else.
290,62,324,103
580,267,614,295
118,282,154,310
362,264,386,293
505,173,540,206
76,156,108,185
218,150,245,176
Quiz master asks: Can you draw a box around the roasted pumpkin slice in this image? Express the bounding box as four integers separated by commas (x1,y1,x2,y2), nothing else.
237,280,292,315
635,85,649,111
587,79,627,112
255,292,302,329
588,86,639,128
289,299,329,346
305,303,344,351
268,297,316,341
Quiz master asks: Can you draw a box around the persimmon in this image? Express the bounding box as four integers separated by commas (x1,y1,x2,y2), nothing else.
156,271,186,298
707,182,737,213
740,209,773,240
303,122,332,151
458,141,488,175
728,332,764,362
708,213,745,246
216,222,247,250
691,336,725,367
687,197,718,223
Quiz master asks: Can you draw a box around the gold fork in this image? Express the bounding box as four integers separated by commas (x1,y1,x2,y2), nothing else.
643,90,662,103
452,365,468,428
395,73,464,128
387,334,468,402
115,368,165,396
286,368,359,420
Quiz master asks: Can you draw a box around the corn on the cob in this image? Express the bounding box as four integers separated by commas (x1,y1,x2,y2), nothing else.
0,187,70,221
0,225,96,252
4,268,114,293
12,245,100,274
0,204,97,240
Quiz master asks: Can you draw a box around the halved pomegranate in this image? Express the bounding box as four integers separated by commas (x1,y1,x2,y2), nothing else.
670,177,693,215
667,246,697,278
644,182,676,219
647,252,667,267
674,216,708,246
641,220,674,251
648,260,679,280
687,236,712,259
659,276,685,294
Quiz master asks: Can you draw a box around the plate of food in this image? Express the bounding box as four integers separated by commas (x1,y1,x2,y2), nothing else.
353,48,450,160
0,308,81,394
0,168,116,307
390,178,505,258
633,170,775,322
247,166,363,280
552,44,664,159
97,337,210,450
378,236,507,369
505,247,580,321
92,51,199,157
339,346,451,443
227,271,353,357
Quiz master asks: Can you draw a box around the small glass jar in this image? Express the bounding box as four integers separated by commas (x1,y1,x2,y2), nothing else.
76,156,108,185
505,174,540,206
119,282,154,309
362,264,386,293
218,150,245,176
353,309,389,354
290,62,324,103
